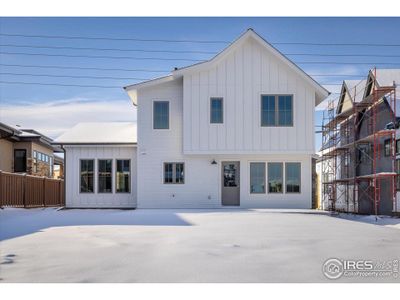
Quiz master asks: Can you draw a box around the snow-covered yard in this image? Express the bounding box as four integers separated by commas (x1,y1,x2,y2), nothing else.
0,208,399,283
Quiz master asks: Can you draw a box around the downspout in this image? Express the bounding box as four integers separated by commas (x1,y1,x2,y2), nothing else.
61,144,66,208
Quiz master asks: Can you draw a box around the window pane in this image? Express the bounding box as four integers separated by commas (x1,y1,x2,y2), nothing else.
14,150,27,172
164,162,184,184
384,139,391,156
268,162,283,193
397,159,400,190
153,101,169,129
223,164,238,187
175,163,185,184
98,159,112,193
396,140,400,154
116,160,130,193
261,95,276,126
250,162,265,194
164,163,173,183
210,98,223,123
286,162,301,193
80,160,94,193
278,95,293,126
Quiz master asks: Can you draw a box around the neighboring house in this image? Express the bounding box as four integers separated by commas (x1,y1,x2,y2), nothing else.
0,122,64,178
320,69,400,215
55,29,329,208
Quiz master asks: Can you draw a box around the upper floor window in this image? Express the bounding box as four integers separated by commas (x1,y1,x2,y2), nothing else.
384,139,392,156
261,95,293,127
396,139,400,154
164,162,184,184
80,159,94,193
210,97,223,124
153,101,169,129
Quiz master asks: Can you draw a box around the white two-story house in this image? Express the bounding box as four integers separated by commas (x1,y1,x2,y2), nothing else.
55,29,329,208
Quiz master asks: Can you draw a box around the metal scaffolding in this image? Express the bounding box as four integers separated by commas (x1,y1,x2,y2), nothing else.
321,69,397,215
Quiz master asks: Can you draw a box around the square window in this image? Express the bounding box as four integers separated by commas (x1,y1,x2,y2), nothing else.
164,162,184,184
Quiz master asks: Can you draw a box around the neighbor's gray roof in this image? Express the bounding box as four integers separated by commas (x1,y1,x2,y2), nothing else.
54,122,137,145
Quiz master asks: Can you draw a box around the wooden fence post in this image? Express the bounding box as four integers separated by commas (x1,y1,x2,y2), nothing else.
23,174,26,208
43,177,46,207
0,171,2,207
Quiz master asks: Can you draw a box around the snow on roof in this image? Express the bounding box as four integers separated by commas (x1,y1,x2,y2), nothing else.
124,29,329,106
54,122,137,145
374,69,400,88
372,69,400,117
344,79,367,103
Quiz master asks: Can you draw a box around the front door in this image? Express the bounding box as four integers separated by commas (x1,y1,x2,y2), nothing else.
221,161,240,206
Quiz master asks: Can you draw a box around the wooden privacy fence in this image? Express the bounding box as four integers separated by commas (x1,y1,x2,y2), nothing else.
0,171,64,207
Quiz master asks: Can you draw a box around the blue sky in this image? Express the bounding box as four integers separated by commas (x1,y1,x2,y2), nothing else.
0,17,399,150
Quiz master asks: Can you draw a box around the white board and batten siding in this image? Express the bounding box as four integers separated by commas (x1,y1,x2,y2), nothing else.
65,145,137,208
182,37,316,154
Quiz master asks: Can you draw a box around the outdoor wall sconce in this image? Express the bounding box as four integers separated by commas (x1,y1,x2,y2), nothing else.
211,159,217,165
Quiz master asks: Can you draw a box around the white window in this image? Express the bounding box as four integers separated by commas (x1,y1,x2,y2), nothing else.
153,101,169,129
116,160,130,193
250,162,265,194
261,95,293,127
286,162,301,193
268,162,283,193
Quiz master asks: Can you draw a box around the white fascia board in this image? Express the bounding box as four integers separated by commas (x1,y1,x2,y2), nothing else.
173,29,330,105
123,75,174,105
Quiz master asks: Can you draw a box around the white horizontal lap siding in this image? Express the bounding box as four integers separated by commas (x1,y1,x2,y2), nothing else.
183,38,316,154
65,145,137,208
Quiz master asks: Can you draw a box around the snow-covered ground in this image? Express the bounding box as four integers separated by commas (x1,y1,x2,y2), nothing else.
0,208,399,283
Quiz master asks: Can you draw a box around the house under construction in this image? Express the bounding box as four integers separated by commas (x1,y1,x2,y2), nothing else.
321,68,400,215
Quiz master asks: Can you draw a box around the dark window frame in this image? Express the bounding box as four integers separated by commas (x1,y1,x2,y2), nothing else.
163,162,185,184
210,97,224,124
14,149,27,173
396,139,400,155
261,94,293,127
153,100,170,130
116,159,131,193
80,159,94,193
98,159,113,193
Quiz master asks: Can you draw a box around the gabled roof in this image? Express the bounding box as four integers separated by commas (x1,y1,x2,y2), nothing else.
124,28,330,106
363,69,400,116
54,122,137,145
336,79,367,114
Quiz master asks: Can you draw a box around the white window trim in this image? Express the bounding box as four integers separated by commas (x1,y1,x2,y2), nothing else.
152,100,170,130
162,161,185,184
260,93,294,127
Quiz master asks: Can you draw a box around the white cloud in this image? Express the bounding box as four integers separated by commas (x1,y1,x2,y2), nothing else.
0,97,137,139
